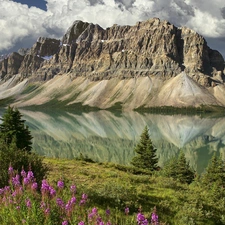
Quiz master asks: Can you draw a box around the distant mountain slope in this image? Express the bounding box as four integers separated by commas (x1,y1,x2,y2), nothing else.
0,18,224,109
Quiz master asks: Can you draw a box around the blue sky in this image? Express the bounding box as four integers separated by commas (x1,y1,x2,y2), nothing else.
12,0,47,10
1,0,225,58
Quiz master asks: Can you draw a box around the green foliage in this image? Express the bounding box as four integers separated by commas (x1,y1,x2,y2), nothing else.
0,106,33,152
131,126,158,171
0,106,48,187
162,150,195,184
201,153,225,187
0,139,48,187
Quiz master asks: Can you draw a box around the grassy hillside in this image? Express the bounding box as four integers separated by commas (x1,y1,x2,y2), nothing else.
43,158,225,225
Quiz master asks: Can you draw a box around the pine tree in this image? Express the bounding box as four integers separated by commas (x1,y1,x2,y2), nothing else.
131,126,158,171
201,153,225,186
0,106,33,152
163,150,195,184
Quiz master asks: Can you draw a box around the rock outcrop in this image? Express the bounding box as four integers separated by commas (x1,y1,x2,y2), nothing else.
0,18,225,109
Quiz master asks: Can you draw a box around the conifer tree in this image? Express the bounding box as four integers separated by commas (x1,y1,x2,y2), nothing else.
0,106,33,152
163,150,195,184
131,126,158,171
201,153,225,186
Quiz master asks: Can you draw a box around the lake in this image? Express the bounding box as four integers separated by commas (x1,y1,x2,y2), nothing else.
1,108,225,173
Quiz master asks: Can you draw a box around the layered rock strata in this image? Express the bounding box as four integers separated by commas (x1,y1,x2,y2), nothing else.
0,18,224,87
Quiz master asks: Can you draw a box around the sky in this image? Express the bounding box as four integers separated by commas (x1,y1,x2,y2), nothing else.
1,0,225,58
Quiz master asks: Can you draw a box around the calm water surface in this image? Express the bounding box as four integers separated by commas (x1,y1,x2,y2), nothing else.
1,109,225,173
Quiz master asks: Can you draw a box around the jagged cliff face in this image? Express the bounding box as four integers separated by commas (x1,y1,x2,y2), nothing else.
0,18,225,109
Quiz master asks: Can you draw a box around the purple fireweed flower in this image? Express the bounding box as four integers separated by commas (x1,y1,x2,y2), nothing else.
78,221,85,225
16,206,20,210
137,213,145,222
151,212,158,223
96,217,103,224
62,221,68,225
45,208,50,215
31,182,38,190
92,207,98,214
106,222,112,225
4,186,10,192
99,222,104,225
56,198,64,208
79,199,86,206
0,188,4,195
70,184,76,194
106,209,110,216
27,171,34,181
65,201,72,211
12,191,17,197
88,212,96,220
125,207,129,215
12,175,20,186
21,169,26,178
26,199,31,208
142,219,148,225
41,180,50,192
49,187,56,197
70,196,76,204
57,180,64,189
8,166,13,175
82,193,88,200
23,177,30,185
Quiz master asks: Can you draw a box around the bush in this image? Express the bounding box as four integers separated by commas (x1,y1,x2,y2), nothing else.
0,140,48,187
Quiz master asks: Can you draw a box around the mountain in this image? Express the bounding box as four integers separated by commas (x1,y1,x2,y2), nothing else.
0,18,224,110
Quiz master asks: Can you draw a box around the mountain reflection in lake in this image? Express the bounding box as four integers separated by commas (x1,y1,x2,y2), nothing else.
2,109,225,174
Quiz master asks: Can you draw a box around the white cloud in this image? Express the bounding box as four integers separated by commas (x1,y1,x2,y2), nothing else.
0,0,225,56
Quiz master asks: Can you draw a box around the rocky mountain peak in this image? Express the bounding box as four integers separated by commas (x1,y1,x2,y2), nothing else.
0,17,224,87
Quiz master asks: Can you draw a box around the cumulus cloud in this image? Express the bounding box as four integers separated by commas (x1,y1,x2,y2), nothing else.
1,0,225,57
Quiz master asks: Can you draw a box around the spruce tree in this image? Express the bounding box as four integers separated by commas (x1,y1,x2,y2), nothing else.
0,106,33,152
163,150,195,184
201,153,225,186
131,126,158,171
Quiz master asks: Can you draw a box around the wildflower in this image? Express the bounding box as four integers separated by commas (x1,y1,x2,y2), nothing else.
88,212,96,220
137,213,148,225
78,221,85,225
27,171,34,181
70,196,76,204
106,209,110,216
57,180,64,189
41,180,50,192
92,207,98,214
23,177,30,185
49,187,56,197
0,188,4,195
82,193,88,200
26,199,31,208
16,206,20,210
31,182,38,190
62,221,68,225
8,166,13,175
96,217,103,224
70,184,76,194
56,198,64,208
12,175,20,186
106,222,112,225
125,207,129,215
45,207,50,215
21,169,26,178
12,191,17,197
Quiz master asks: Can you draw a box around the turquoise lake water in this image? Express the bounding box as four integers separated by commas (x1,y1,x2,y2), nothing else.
1,108,225,173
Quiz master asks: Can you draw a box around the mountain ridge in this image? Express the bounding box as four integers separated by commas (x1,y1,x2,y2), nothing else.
0,18,225,110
